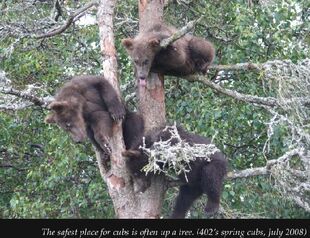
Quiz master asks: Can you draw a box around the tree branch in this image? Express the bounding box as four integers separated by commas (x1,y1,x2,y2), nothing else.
156,19,281,108
1,71,51,110
184,59,310,108
35,0,99,39
227,167,268,179
208,63,262,71
156,19,289,109
185,74,279,107
1,87,49,108
160,16,204,48
227,148,301,179
52,0,63,22
165,148,303,188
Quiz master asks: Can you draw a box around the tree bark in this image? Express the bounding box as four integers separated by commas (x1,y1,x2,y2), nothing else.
135,0,168,217
96,0,166,218
138,0,166,131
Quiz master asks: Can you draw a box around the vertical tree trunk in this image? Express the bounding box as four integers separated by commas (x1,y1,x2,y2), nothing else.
138,0,166,131
96,0,167,218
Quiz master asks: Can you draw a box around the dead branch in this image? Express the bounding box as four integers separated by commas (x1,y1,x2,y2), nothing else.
0,104,30,111
1,87,48,107
35,0,99,39
227,167,269,179
160,16,204,48
52,0,63,22
0,71,51,110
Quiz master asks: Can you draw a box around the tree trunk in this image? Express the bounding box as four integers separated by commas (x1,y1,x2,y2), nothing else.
96,0,167,218
138,0,166,131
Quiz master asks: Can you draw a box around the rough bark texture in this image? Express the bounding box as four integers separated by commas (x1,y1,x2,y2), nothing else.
96,0,166,218
138,0,166,132
97,0,130,218
133,0,167,218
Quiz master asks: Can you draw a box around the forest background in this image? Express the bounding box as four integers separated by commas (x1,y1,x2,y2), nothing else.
0,0,309,218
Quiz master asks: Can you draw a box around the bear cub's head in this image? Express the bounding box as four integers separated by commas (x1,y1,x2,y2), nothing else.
122,37,161,85
45,99,87,143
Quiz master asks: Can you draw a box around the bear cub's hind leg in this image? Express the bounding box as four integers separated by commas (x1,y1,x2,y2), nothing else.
188,37,215,74
201,162,226,215
170,185,203,218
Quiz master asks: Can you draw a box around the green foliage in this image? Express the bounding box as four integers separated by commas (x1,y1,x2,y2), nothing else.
162,176,310,219
1,110,114,218
0,1,111,218
162,0,309,218
1,0,309,218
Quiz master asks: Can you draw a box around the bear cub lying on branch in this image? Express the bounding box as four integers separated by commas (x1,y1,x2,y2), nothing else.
45,75,143,160
123,125,227,218
122,24,215,85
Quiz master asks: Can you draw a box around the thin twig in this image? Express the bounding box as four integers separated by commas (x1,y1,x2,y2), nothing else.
160,16,204,48
53,0,63,22
35,0,99,39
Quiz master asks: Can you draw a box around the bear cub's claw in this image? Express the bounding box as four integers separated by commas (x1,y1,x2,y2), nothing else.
103,143,112,154
110,106,126,121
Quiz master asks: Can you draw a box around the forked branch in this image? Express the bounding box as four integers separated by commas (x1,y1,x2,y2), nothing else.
35,0,99,39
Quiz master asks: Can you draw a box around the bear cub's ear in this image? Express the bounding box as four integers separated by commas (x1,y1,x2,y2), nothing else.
148,38,160,48
122,38,134,51
48,101,69,112
44,114,56,124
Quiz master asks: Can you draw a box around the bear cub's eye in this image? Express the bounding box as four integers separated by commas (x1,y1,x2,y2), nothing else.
143,60,149,65
65,122,71,129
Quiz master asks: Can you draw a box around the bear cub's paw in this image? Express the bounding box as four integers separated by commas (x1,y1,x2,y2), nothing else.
109,105,126,121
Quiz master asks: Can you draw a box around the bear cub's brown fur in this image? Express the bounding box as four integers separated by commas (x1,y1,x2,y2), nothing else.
45,75,126,159
122,24,215,84
123,125,227,218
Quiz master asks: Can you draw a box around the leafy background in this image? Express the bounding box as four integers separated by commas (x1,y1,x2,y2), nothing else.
0,0,309,218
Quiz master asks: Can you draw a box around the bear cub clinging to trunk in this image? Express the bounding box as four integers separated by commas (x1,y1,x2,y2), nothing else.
45,75,129,159
122,24,215,85
123,125,227,218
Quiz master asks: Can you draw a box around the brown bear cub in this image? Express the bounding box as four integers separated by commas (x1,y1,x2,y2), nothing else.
123,126,227,218
122,24,215,85
45,75,127,159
